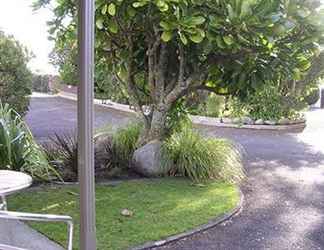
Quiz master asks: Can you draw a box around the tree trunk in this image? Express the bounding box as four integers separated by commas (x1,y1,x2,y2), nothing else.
139,106,169,145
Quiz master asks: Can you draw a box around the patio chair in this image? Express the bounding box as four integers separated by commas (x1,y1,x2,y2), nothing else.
0,244,28,250
0,205,73,250
0,171,73,250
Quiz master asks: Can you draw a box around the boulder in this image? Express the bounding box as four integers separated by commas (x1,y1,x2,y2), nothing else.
232,117,241,124
255,119,264,125
265,120,277,125
242,116,254,125
132,140,165,177
221,117,232,124
278,118,290,125
290,118,306,125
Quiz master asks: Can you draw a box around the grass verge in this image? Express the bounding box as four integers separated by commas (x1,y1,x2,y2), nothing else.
8,178,239,250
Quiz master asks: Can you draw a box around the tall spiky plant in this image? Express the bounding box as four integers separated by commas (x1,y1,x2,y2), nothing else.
0,102,59,181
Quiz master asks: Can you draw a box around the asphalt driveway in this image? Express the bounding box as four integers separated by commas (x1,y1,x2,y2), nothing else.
25,94,131,141
25,94,324,250
158,109,324,250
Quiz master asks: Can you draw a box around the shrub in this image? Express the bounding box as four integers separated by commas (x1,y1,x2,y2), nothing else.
32,74,51,93
245,85,284,121
43,122,143,182
227,85,306,121
161,124,245,183
0,103,58,181
186,93,225,118
204,94,226,117
0,31,32,115
112,122,142,168
303,86,320,106
225,97,249,118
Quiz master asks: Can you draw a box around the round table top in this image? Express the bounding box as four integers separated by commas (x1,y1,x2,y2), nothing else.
0,170,32,195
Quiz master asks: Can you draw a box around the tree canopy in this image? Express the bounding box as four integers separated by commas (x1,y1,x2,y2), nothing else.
36,0,324,141
0,31,32,115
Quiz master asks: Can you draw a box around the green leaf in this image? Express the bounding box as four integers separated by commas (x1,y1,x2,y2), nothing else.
179,32,188,45
132,1,147,8
96,19,104,30
161,31,173,42
227,4,235,20
160,21,173,30
187,16,206,26
216,36,226,48
108,3,116,16
156,1,169,12
108,20,118,33
189,30,205,43
292,68,301,80
223,35,234,46
101,5,107,15
127,6,136,17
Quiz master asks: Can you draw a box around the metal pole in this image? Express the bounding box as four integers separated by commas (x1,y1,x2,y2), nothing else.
78,0,96,249
321,88,324,109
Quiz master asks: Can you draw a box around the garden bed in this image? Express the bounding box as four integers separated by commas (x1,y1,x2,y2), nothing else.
8,178,240,250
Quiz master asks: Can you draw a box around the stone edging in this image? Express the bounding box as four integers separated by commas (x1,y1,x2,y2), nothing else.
130,188,244,250
57,92,306,131
191,115,306,131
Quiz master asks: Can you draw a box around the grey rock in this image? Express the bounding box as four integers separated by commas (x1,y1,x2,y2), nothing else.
221,117,233,124
232,118,241,124
121,209,134,217
132,140,165,177
265,120,277,125
278,118,290,125
290,118,306,125
242,116,254,125
255,119,264,125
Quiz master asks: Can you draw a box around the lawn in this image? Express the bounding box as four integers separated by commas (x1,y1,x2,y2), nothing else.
8,178,239,250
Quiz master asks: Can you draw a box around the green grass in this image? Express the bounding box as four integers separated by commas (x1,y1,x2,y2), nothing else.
8,178,239,250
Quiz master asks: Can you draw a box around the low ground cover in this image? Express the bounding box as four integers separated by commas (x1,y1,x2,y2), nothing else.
8,178,239,250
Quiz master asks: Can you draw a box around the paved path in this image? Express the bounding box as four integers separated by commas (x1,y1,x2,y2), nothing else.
23,95,324,249
0,220,64,250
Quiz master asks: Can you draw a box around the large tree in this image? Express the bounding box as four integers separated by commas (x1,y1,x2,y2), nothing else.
0,31,33,115
36,0,324,142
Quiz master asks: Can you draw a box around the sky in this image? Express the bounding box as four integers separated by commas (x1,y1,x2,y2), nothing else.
0,1,56,75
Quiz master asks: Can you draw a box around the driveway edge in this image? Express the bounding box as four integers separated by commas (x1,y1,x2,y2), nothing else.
130,188,244,250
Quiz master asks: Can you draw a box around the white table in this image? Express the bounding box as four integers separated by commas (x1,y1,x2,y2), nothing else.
0,170,32,196
0,170,73,250
0,171,32,211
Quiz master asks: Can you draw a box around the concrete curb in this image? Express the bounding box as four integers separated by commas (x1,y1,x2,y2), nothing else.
130,188,244,250
57,92,137,117
57,92,306,131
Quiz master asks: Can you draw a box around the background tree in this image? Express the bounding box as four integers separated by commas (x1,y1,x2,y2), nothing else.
36,0,324,143
0,31,33,115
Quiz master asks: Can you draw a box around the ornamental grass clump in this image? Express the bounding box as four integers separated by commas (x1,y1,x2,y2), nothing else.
162,125,245,183
0,102,59,181
43,133,78,182
112,122,142,168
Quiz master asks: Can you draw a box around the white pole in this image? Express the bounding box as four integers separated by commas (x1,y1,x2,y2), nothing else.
78,0,96,249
